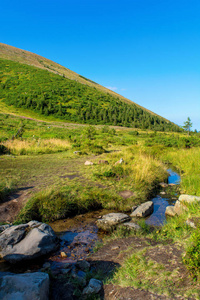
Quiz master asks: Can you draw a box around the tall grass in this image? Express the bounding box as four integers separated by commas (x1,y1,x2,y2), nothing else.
93,145,168,203
16,184,123,223
1,138,71,155
162,148,200,195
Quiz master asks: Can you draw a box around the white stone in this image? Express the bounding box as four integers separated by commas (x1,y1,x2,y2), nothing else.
84,161,93,166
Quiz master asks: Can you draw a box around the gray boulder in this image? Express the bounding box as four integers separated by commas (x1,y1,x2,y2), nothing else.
165,206,176,217
174,194,200,215
0,272,49,300
0,222,59,263
83,278,103,296
0,224,11,233
130,201,154,218
96,213,131,231
0,224,28,250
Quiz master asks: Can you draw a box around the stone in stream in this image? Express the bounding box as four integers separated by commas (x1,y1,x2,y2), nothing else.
96,213,131,231
174,194,200,215
0,272,49,300
165,206,176,217
130,201,154,218
0,222,59,263
82,278,103,296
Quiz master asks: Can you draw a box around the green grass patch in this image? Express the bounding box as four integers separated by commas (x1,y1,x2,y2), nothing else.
16,184,123,223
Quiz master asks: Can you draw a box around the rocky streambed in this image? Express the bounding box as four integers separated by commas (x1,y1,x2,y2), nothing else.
0,168,183,299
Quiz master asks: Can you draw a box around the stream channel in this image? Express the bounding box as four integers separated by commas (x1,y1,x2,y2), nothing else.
0,169,180,273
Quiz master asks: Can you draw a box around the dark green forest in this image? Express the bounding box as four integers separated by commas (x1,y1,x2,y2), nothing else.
0,59,180,131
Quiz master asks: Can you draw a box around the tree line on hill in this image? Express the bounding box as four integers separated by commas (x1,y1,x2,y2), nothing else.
0,59,180,131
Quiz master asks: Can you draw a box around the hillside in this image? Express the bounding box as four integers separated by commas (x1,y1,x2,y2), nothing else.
0,43,179,131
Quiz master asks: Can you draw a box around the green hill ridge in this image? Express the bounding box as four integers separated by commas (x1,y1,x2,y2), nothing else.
0,43,179,131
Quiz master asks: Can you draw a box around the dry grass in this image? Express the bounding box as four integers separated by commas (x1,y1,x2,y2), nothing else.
1,138,71,155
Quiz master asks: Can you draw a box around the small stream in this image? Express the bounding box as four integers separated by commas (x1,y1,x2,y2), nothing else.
0,169,180,273
146,169,180,226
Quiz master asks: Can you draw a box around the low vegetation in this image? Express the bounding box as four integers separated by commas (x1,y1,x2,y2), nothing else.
0,112,200,298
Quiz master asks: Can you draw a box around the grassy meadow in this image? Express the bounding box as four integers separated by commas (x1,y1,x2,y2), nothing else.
0,112,200,295
0,112,200,220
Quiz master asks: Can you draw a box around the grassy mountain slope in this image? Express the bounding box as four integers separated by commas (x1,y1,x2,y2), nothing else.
0,43,179,131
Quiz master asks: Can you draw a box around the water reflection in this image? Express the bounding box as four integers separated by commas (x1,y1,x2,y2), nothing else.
146,169,180,226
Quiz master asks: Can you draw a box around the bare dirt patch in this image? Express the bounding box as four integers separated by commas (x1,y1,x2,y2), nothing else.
87,236,197,300
119,190,136,199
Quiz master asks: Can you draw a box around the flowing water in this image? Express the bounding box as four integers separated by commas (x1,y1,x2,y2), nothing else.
146,169,180,226
0,169,180,272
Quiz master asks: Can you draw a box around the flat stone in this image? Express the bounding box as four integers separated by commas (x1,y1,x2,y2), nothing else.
0,272,49,300
120,222,141,230
130,201,154,218
165,206,176,217
96,213,131,231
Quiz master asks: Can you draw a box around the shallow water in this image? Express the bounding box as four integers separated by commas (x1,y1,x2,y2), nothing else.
48,209,112,269
146,169,180,226
0,169,181,271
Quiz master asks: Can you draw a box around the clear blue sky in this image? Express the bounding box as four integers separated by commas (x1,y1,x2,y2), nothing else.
1,0,200,130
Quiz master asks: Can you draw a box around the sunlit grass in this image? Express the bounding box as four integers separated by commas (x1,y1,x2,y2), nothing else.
162,148,200,195
1,138,71,155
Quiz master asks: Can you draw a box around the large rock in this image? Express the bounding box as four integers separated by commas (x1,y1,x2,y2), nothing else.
0,272,49,300
0,222,59,263
0,225,11,233
0,224,28,250
83,278,103,296
130,201,154,218
165,206,176,217
179,194,200,203
96,213,131,231
174,194,200,215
